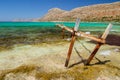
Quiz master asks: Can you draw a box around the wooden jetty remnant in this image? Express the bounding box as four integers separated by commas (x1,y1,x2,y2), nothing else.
65,18,80,67
85,23,112,65
56,19,112,67
62,28,65,39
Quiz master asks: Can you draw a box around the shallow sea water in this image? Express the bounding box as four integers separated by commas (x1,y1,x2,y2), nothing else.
0,22,119,49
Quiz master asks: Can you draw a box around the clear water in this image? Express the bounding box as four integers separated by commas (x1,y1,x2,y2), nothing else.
0,22,55,27
0,22,119,31
0,22,119,48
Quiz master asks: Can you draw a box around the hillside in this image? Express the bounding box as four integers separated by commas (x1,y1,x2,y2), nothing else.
36,2,120,22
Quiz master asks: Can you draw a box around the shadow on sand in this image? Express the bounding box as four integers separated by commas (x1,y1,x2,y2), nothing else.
68,47,110,68
68,34,119,68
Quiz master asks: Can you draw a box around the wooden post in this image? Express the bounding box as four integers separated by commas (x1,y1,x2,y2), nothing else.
74,18,80,31
76,32,105,43
65,18,80,67
62,28,65,39
65,31,76,67
57,24,105,44
85,23,112,65
85,43,102,65
57,21,112,66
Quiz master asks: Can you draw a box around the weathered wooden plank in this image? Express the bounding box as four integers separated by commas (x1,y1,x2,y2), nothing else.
101,23,112,39
65,19,80,67
74,18,80,31
62,28,65,39
85,43,102,65
57,24,105,43
65,32,76,67
76,31,105,43
85,23,112,65
57,24,73,33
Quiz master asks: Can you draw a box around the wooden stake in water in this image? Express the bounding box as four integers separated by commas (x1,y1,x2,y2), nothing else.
65,18,80,67
62,28,65,39
57,24,105,44
85,23,112,65
74,18,80,31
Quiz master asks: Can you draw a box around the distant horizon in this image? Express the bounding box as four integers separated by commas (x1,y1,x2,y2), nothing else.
0,0,119,21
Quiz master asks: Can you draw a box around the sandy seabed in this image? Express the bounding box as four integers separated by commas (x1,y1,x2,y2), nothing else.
0,40,120,80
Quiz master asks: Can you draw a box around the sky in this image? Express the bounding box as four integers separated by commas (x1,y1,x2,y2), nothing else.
0,0,119,21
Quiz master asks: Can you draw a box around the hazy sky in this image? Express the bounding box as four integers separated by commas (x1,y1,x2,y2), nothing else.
0,0,119,21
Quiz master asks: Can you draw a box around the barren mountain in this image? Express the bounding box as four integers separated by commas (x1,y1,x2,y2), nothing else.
36,2,120,22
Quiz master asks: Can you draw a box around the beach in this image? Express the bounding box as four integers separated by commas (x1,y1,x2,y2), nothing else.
0,39,120,80
0,22,120,80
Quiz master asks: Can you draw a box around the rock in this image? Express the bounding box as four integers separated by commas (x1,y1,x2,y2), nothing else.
99,50,111,56
114,48,120,52
36,2,120,22
85,32,90,35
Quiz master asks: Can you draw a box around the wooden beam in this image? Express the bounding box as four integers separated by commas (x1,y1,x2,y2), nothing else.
56,24,73,33
74,18,80,31
57,24,105,43
65,18,80,67
62,28,65,39
57,22,112,66
85,43,102,65
65,31,76,67
76,31,105,43
101,23,112,39
85,23,112,65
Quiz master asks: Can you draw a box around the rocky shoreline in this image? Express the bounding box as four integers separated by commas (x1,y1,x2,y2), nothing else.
0,36,120,80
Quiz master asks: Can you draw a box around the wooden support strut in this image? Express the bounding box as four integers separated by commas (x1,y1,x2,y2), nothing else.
56,21,112,67
85,23,112,65
65,18,80,67
85,43,102,65
65,30,76,67
62,28,65,39
57,24,105,44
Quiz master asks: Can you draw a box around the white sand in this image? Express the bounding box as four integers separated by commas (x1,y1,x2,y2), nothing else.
0,41,120,80
0,42,68,70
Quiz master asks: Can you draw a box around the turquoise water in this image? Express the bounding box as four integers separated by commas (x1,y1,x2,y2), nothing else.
0,22,119,48
0,22,55,27
0,22,119,31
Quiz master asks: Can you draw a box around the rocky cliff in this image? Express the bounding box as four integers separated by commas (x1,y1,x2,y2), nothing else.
36,2,120,22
